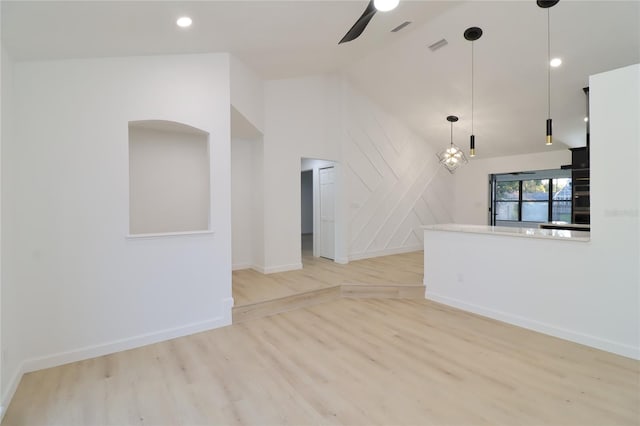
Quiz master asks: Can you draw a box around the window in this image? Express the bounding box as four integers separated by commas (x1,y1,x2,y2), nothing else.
522,179,549,222
490,170,571,226
552,178,572,222
495,181,519,221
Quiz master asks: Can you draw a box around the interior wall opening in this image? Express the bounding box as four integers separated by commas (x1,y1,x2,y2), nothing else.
301,157,337,264
301,170,313,257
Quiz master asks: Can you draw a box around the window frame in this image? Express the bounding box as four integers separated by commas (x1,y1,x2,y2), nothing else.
490,170,571,226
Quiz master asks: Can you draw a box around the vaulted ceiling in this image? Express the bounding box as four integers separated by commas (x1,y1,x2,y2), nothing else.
2,1,639,158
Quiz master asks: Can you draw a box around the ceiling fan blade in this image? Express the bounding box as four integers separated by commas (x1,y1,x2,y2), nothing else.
339,0,377,44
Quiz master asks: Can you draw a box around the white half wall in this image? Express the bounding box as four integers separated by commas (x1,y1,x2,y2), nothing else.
2,54,233,403
453,150,571,225
424,64,640,360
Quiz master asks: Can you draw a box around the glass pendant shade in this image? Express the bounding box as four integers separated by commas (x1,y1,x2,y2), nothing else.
437,116,468,174
437,144,468,173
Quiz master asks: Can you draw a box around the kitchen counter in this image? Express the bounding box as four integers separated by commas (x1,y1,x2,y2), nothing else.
422,223,590,242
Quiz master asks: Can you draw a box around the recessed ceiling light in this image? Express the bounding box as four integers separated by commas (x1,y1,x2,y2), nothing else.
176,17,192,28
550,58,562,67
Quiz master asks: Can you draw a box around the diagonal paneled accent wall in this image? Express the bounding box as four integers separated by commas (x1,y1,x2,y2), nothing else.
345,85,453,260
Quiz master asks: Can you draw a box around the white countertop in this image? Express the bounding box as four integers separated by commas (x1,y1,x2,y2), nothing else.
422,223,591,242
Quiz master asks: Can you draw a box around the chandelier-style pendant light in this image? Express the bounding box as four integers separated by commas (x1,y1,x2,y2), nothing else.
437,115,468,173
464,26,483,157
538,0,559,145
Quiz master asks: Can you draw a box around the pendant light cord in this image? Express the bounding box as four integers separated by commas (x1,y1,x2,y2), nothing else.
547,8,551,119
450,122,453,147
471,41,475,135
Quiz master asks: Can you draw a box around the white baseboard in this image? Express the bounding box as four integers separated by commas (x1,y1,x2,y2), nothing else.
251,264,266,273
232,262,252,271
427,292,640,360
222,297,234,325
22,314,230,374
1,361,25,422
1,298,234,419
261,263,303,274
349,245,423,262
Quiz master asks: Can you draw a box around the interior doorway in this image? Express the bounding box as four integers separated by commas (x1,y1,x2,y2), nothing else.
301,158,337,262
301,170,313,257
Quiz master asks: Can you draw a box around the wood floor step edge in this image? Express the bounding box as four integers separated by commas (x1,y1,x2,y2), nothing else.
233,283,427,323
341,283,426,299
341,282,424,287
232,286,341,323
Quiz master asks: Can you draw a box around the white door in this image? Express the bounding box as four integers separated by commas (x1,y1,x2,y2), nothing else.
319,167,335,260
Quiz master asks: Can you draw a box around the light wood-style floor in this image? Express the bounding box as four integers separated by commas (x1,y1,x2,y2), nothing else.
4,298,639,425
233,248,424,306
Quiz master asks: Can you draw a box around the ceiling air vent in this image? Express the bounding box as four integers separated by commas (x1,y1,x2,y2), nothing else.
428,38,448,51
391,21,412,32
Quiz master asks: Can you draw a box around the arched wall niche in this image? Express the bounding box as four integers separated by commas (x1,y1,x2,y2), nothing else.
128,120,211,235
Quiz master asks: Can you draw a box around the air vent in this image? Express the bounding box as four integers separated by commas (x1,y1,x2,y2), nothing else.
428,38,448,51
391,21,412,32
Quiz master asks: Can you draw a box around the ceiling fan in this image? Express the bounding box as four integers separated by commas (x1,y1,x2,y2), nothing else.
339,0,400,44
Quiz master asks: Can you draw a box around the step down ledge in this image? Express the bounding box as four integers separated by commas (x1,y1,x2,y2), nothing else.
233,286,341,324
341,283,426,299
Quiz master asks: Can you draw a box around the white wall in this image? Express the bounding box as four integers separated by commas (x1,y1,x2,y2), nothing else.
300,170,313,234
2,54,233,403
0,47,18,417
261,74,454,271
229,57,265,272
251,139,265,270
587,63,639,356
424,64,640,360
230,56,264,133
345,84,453,260
453,150,571,225
129,123,210,235
231,138,258,270
263,74,345,272
0,23,6,417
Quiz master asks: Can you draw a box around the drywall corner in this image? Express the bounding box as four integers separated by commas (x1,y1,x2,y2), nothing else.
0,360,22,423
230,56,264,134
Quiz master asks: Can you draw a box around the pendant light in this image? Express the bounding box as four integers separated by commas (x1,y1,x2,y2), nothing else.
436,116,468,174
538,0,559,145
464,26,483,157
